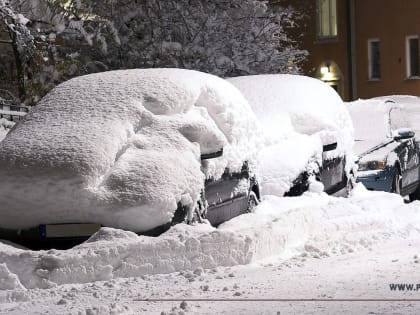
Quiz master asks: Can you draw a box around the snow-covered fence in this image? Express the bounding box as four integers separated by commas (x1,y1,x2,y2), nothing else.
0,105,28,121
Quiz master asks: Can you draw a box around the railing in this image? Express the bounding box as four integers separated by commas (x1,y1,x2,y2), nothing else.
0,105,29,121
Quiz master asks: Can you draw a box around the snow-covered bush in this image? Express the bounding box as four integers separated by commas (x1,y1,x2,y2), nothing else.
103,0,307,76
0,0,307,104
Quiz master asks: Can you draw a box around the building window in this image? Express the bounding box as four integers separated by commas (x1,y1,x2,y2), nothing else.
407,35,420,78
317,0,337,38
368,39,381,80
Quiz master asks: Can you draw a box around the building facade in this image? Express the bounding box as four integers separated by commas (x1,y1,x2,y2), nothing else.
283,0,420,101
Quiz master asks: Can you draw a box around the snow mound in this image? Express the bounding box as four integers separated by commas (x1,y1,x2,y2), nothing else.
0,118,14,142
0,69,260,231
0,264,25,291
1,186,420,290
228,74,354,196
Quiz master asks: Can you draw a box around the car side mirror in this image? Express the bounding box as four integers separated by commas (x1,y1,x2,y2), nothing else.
201,148,223,160
393,128,415,141
323,142,337,152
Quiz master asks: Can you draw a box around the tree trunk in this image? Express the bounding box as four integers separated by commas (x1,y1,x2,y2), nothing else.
8,25,26,100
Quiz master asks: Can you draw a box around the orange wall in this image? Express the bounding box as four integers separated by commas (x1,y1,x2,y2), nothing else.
282,0,420,100
354,0,420,98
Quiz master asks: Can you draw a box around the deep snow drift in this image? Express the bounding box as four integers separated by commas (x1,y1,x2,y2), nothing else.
228,75,354,196
1,185,420,290
0,69,260,231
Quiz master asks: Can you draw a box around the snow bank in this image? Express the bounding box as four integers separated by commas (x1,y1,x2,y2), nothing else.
1,185,420,290
0,69,260,231
228,75,354,196
0,118,14,142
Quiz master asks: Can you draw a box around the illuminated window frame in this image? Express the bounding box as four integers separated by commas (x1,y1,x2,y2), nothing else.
317,0,338,39
406,35,420,79
368,39,381,80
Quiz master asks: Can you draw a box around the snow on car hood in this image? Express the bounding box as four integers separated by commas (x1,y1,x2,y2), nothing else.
0,69,261,231
228,74,354,196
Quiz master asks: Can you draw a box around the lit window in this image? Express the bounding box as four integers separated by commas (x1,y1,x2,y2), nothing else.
368,39,381,80
317,0,337,38
406,35,420,78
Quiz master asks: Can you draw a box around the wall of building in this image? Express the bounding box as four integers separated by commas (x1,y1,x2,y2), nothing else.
354,0,420,98
279,0,352,100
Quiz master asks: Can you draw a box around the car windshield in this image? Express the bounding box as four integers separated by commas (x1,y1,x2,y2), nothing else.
348,100,409,142
396,102,420,138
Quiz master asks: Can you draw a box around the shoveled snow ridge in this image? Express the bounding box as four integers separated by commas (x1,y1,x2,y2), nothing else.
1,185,420,290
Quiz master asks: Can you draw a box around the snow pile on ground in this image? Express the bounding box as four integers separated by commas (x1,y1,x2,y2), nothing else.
1,185,420,290
0,118,14,142
0,69,260,232
228,75,354,196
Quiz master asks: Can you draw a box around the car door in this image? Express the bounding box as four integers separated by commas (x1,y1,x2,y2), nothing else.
390,107,420,188
398,139,420,189
204,168,249,226
319,156,347,194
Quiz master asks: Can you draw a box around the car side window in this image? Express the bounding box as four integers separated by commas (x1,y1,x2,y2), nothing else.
389,107,410,133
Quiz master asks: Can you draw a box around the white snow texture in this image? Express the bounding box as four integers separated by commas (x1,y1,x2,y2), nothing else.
0,69,260,231
228,74,354,196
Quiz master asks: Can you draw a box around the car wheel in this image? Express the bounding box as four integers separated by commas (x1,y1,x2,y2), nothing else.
409,184,420,201
345,178,353,197
247,191,259,213
391,167,402,195
192,199,207,223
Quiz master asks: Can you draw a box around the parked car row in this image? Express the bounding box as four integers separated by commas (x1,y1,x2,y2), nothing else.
1,68,402,249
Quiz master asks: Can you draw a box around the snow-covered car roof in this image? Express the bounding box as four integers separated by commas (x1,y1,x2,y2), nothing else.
347,97,415,156
372,95,420,138
227,74,354,196
0,68,260,232
227,74,353,142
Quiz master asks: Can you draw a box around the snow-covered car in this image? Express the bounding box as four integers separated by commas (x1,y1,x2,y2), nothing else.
348,97,420,199
228,74,355,197
0,69,261,247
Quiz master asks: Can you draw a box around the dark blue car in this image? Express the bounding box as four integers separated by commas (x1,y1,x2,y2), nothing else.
348,97,420,200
